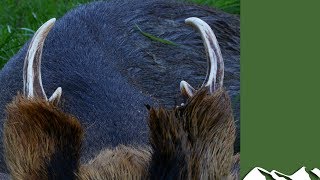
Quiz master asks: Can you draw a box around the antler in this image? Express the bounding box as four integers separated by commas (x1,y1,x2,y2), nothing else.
23,18,62,105
180,17,224,97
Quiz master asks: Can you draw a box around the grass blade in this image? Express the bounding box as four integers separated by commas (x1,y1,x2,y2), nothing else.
135,24,178,46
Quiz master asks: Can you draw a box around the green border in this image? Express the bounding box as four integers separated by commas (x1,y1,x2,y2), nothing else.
242,0,320,178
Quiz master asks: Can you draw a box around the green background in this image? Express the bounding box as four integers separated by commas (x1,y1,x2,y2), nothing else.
242,0,320,178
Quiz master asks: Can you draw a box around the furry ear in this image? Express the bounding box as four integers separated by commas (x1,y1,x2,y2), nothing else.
148,88,236,179
148,107,187,179
4,96,83,180
183,88,236,179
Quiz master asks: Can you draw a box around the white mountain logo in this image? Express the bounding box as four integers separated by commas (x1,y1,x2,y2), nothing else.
244,167,320,179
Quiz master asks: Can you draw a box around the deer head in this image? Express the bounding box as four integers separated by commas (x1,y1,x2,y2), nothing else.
2,17,238,180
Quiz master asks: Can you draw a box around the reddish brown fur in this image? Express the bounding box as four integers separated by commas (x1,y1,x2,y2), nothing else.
3,95,151,180
148,88,237,179
78,146,151,180
3,95,83,180
3,89,239,179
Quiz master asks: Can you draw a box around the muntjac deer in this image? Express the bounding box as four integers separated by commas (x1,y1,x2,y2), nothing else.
0,0,239,178
3,16,238,179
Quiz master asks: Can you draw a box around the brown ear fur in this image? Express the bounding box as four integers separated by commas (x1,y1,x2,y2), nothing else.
4,89,237,179
78,145,151,180
3,95,83,180
148,88,236,179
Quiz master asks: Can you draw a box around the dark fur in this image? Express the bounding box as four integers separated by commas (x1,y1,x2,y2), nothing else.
0,0,240,172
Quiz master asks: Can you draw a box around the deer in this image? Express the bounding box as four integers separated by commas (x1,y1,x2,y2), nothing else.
0,0,239,178
2,15,239,179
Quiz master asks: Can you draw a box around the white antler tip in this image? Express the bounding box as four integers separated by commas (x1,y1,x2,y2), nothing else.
180,80,195,98
49,87,62,105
